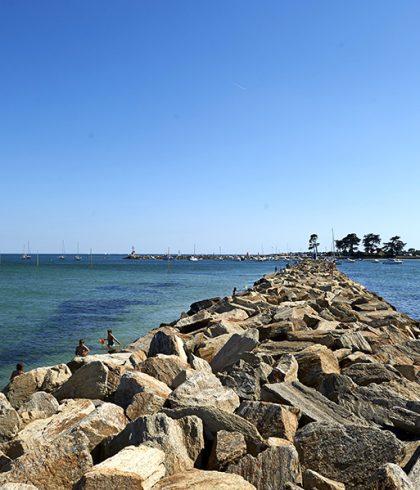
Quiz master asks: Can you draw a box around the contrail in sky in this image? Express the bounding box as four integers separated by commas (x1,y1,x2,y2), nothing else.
232,81,247,90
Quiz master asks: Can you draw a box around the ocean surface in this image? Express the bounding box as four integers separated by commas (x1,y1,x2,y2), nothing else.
0,255,419,388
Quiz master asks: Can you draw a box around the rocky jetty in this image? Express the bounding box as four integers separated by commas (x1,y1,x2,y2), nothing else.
1,260,419,489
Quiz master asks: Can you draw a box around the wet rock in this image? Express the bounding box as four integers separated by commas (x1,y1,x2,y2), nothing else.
303,469,345,490
371,463,415,489
75,445,166,490
139,354,190,388
103,413,204,475
208,430,247,470
236,401,300,441
153,469,256,489
0,394,20,442
5,364,71,409
54,361,109,401
227,445,301,490
17,392,59,425
168,371,239,412
125,392,166,420
211,329,259,373
148,330,188,362
113,371,171,409
262,381,366,426
295,422,405,490
294,345,340,388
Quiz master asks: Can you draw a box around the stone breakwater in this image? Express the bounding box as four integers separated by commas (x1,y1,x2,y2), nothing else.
0,261,419,490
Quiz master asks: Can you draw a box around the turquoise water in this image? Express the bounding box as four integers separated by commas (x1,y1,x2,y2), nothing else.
0,255,419,388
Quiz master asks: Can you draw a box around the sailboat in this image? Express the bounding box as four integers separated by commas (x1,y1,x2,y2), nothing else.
74,242,82,261
21,242,32,260
59,241,66,260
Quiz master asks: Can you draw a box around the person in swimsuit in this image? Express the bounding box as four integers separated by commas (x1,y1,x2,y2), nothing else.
75,339,90,357
10,362,24,380
107,329,121,349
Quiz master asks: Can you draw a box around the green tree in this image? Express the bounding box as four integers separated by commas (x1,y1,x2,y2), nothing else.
383,236,406,257
308,234,319,256
338,233,361,255
335,239,345,255
362,233,381,255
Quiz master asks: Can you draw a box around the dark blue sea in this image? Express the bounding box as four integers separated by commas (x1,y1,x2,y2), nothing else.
0,255,418,387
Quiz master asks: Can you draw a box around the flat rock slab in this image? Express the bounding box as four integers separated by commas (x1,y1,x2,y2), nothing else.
295,422,405,490
153,469,256,489
261,381,366,426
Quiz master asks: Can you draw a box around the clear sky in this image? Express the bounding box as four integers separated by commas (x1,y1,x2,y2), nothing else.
1,1,419,254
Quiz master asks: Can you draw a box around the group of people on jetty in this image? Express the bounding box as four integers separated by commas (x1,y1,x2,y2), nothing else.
10,329,121,380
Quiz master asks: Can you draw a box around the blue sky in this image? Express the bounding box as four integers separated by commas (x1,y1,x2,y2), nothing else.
1,1,419,254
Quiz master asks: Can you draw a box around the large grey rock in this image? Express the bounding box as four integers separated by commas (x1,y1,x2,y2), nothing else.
4,364,71,409
53,361,109,401
211,329,259,373
294,345,340,388
126,392,166,421
148,330,188,362
103,413,204,475
227,445,301,490
17,392,59,425
75,445,166,490
0,394,20,442
261,381,366,426
295,422,405,490
168,371,239,412
235,400,300,441
154,469,256,489
113,371,171,409
342,362,402,386
267,354,298,383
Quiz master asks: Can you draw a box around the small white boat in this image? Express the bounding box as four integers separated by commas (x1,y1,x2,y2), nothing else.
347,258,356,262
74,255,82,261
190,256,199,261
383,258,403,264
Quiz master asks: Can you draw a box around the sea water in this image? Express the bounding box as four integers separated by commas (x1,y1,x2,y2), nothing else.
0,255,418,387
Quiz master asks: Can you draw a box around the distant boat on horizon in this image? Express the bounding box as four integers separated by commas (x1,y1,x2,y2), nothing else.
21,242,32,260
59,241,66,260
74,242,82,261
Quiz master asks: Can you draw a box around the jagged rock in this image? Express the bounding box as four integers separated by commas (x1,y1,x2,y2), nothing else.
188,353,212,372
114,371,171,409
168,371,239,412
176,415,205,463
262,381,366,426
371,463,415,489
206,322,244,337
303,469,345,490
394,364,420,382
211,329,259,373
0,394,20,442
53,361,109,401
295,422,405,490
188,297,221,315
0,432,92,490
67,353,134,373
339,351,376,368
102,413,204,475
294,345,340,388
334,331,372,352
163,406,266,454
267,354,298,382
235,401,300,441
342,362,402,386
227,445,301,490
175,310,213,334
129,350,147,368
218,357,271,401
75,445,166,490
153,469,256,489
318,373,357,403
208,430,247,470
4,364,71,409
196,334,234,363
148,330,188,362
0,450,12,471
408,449,420,488
139,354,190,388
257,321,295,341
17,392,59,425
126,392,166,420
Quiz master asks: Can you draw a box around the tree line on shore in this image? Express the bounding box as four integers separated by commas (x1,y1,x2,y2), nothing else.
308,233,419,257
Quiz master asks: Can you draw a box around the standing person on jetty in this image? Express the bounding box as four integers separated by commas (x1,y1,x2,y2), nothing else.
75,339,90,357
107,329,121,350
10,362,24,380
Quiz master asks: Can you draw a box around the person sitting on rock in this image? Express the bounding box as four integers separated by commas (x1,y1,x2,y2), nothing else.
75,339,90,357
107,329,121,349
10,362,24,380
